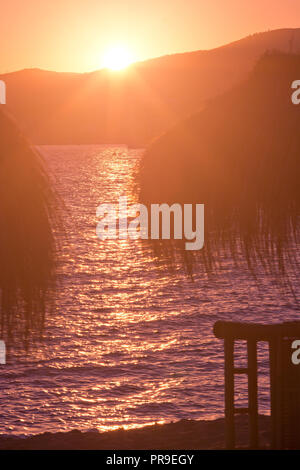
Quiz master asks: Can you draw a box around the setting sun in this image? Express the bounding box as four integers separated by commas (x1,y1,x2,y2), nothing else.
102,45,134,71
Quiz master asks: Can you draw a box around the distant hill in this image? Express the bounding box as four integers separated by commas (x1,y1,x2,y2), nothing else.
2,28,300,146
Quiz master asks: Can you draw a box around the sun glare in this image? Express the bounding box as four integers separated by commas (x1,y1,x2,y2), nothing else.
102,45,134,71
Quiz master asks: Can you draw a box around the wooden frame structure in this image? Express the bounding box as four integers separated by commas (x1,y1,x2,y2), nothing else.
214,320,300,449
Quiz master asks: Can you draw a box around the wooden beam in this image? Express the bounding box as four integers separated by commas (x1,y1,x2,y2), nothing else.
248,340,259,448
224,337,235,449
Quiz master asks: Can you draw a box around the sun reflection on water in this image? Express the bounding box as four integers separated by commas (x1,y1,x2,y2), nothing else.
0,145,298,436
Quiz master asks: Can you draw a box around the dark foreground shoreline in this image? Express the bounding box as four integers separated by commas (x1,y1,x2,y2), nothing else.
0,415,271,450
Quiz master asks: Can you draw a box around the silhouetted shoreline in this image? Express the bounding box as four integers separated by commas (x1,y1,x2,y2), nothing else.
0,415,271,450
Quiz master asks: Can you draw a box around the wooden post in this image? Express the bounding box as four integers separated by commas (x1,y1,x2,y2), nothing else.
275,338,284,448
269,339,278,449
224,337,235,448
247,340,258,448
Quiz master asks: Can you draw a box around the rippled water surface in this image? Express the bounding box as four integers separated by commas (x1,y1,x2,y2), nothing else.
0,145,298,436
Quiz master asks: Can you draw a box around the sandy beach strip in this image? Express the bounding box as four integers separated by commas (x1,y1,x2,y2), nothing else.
0,415,271,450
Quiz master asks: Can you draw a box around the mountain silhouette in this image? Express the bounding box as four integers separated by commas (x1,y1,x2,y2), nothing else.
1,28,300,146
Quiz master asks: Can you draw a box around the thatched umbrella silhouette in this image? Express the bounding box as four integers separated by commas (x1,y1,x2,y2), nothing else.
0,109,59,344
138,53,300,285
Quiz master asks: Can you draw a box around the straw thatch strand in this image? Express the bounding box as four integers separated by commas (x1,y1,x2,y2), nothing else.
138,53,300,284
0,109,59,343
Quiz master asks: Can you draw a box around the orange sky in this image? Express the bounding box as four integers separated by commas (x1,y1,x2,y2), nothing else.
1,0,300,73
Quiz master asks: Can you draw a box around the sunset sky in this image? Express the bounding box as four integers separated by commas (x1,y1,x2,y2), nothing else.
1,0,300,73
